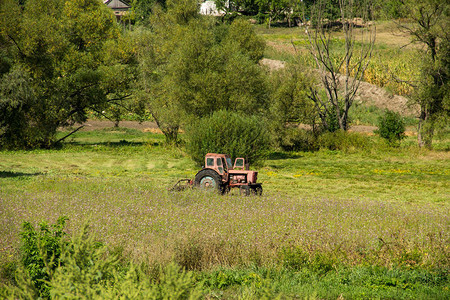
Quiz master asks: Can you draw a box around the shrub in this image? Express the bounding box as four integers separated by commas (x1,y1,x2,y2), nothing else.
278,128,318,152
8,221,204,299
185,110,270,166
317,130,369,151
19,216,68,298
375,110,406,146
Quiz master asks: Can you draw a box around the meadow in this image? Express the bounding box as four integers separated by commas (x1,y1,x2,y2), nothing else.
1,19,449,299
1,127,449,298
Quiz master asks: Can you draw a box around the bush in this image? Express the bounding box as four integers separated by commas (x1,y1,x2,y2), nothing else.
317,130,369,151
277,128,318,152
185,110,270,166
375,110,406,146
19,216,68,298
7,220,204,299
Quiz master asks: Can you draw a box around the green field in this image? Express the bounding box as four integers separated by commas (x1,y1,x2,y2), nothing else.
1,128,449,298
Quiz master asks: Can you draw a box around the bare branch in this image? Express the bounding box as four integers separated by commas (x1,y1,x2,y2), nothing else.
305,0,376,131
54,125,85,144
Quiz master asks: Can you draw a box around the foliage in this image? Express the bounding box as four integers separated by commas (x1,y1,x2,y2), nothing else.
0,0,133,149
49,226,204,299
222,19,265,63
370,0,406,19
131,0,166,25
397,0,450,148
19,216,68,298
268,63,319,149
0,65,36,149
185,110,270,166
7,220,204,299
275,128,319,151
317,130,370,151
375,110,406,145
138,9,267,144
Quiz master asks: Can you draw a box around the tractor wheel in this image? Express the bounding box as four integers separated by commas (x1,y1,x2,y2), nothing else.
251,184,263,196
239,185,250,196
194,169,223,193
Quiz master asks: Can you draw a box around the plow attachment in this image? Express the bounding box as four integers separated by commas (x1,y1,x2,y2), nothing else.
168,179,193,191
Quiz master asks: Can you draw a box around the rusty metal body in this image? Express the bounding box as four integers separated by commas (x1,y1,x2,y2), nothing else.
169,153,262,195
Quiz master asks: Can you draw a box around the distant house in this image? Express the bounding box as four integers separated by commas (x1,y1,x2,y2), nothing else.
200,1,225,16
104,0,131,21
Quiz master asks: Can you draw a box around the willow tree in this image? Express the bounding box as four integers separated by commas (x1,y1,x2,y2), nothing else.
305,0,375,131
0,0,131,149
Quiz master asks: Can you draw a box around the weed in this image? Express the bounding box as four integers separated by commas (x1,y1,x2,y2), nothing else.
19,216,68,298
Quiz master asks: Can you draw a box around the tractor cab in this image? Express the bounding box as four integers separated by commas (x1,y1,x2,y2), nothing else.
233,158,246,170
204,154,248,174
204,153,231,177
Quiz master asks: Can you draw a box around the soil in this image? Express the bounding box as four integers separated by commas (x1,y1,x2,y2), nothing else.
353,80,418,116
79,120,161,133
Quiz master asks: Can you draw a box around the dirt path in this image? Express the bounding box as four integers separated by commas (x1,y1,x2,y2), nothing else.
81,120,414,135
79,120,160,132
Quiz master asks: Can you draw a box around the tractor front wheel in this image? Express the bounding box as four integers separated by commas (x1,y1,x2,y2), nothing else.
251,184,263,196
194,169,223,193
239,185,250,196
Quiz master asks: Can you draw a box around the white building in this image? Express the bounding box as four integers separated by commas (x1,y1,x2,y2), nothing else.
199,1,225,16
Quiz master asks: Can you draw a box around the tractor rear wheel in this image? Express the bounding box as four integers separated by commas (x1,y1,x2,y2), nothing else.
194,169,223,193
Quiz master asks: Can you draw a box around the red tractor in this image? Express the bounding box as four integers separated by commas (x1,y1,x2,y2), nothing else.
170,153,263,195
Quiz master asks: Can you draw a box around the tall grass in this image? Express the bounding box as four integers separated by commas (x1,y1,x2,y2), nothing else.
1,176,448,271
1,129,448,298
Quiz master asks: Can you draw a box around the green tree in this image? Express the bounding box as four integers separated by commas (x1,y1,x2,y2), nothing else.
0,0,132,149
268,63,317,149
0,65,35,149
371,0,405,19
137,6,267,144
397,0,449,148
255,0,289,28
131,0,166,25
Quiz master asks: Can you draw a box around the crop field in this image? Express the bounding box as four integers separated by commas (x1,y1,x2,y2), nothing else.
1,128,449,298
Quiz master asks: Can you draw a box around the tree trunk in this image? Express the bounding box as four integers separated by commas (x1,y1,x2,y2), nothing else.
417,110,434,149
163,126,179,145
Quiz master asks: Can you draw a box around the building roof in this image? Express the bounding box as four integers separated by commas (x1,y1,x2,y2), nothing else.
104,0,130,10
